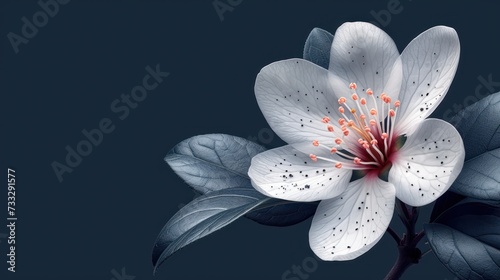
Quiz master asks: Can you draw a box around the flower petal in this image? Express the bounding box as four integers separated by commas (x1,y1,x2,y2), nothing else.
395,26,460,135
309,177,396,261
389,119,465,207
255,59,341,145
328,22,402,111
248,145,351,202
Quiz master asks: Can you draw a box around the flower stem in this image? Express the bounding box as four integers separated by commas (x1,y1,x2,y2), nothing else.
386,227,401,244
384,201,424,280
384,242,423,280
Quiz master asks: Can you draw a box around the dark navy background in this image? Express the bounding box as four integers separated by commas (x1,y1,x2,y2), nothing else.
1,0,498,279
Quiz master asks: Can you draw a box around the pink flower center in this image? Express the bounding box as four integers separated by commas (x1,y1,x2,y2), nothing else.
309,83,402,176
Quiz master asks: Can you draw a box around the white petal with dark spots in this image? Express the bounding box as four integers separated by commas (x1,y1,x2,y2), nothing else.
309,177,395,261
395,26,460,135
248,145,351,202
328,22,402,114
389,119,465,206
255,59,342,145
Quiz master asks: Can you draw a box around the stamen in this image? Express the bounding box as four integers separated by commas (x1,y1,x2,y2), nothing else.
309,154,318,161
388,106,399,150
307,82,399,172
362,141,369,149
365,148,382,166
371,140,385,161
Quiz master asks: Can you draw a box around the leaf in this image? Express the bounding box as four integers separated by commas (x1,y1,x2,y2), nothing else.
449,92,500,200
165,134,318,227
303,27,333,69
245,201,318,226
451,148,500,201
425,203,500,280
152,187,269,271
429,191,465,222
165,134,265,194
451,92,500,160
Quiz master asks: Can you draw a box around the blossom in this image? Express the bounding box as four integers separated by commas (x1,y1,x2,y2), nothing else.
248,22,465,260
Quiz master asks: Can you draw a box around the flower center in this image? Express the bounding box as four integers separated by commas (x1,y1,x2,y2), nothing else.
309,82,401,175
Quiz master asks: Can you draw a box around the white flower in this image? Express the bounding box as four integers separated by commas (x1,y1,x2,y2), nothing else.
248,22,465,261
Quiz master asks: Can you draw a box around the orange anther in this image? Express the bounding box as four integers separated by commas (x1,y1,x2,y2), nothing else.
309,154,318,162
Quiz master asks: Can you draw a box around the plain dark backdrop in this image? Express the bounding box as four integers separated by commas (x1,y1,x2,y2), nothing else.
1,0,499,279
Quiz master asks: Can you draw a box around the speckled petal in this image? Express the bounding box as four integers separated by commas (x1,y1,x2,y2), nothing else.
309,177,395,260
255,59,342,145
395,26,460,135
389,118,465,206
248,145,351,202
